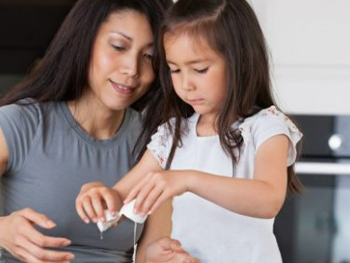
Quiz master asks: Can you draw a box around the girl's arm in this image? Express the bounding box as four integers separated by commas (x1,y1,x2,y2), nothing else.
76,150,163,222
75,151,200,263
126,134,289,219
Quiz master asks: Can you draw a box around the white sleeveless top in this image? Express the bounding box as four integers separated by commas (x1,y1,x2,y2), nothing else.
147,106,302,263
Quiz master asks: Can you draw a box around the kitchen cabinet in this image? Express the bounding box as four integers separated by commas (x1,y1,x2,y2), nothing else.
250,0,350,115
0,0,75,93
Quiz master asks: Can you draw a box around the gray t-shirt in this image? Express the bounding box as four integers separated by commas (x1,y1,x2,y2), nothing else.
0,100,144,263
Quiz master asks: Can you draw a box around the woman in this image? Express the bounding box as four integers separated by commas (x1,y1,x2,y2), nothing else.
0,0,197,262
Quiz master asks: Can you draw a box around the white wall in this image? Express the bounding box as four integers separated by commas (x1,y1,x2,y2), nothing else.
250,0,350,115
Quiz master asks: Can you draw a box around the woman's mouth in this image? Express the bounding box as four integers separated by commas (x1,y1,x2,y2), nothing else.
110,80,135,95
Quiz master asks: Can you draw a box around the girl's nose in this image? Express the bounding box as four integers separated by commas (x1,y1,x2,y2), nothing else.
181,75,194,91
182,85,195,92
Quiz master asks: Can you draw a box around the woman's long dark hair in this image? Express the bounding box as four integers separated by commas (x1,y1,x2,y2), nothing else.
0,0,173,160
158,0,302,193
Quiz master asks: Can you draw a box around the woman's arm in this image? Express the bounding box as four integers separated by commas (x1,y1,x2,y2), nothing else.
0,127,74,263
0,127,8,177
126,135,289,219
136,200,200,263
135,200,172,263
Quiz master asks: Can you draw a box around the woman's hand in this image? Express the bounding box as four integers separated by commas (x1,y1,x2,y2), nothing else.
124,170,194,217
145,237,201,263
0,208,74,263
75,181,123,224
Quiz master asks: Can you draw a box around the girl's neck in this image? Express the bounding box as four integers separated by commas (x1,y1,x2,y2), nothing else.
196,113,239,137
196,114,217,136
68,91,125,140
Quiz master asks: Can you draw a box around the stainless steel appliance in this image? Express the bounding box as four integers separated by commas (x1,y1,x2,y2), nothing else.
275,115,350,263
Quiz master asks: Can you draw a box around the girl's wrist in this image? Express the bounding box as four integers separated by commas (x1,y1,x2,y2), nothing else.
186,170,200,193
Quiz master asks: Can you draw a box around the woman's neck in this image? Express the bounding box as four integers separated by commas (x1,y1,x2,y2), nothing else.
68,92,125,140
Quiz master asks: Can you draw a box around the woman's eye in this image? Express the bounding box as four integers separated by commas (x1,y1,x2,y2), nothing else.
144,53,153,60
112,45,125,51
195,68,209,74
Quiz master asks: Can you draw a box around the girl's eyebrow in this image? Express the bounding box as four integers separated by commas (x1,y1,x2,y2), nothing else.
167,59,209,65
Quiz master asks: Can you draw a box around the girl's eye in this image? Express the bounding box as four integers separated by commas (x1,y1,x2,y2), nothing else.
195,68,209,74
170,69,180,74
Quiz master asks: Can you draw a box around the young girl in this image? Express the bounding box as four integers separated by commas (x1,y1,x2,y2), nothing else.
76,0,302,262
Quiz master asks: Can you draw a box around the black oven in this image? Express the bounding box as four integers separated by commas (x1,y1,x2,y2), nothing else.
275,115,350,263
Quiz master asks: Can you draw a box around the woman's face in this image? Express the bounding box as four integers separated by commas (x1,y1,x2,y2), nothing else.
87,10,155,111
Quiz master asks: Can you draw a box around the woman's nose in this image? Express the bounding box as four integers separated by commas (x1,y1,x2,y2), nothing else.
120,55,139,78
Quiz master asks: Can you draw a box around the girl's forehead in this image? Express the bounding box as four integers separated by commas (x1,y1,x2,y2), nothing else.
164,31,210,52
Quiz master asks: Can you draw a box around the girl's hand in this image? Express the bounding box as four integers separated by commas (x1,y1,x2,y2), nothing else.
146,237,201,263
75,181,123,224
124,170,193,216
0,208,74,263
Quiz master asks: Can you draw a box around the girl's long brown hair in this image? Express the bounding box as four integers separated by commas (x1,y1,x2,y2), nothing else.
158,0,302,193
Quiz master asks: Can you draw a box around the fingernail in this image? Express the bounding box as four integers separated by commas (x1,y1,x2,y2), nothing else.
100,217,105,222
93,217,98,223
84,218,90,224
66,253,75,260
63,240,71,246
111,211,116,216
148,210,153,215
46,220,56,227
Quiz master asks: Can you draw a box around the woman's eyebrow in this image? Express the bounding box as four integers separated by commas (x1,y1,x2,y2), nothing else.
111,31,154,47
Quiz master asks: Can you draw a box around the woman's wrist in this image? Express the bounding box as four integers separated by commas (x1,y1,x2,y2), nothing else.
0,216,6,248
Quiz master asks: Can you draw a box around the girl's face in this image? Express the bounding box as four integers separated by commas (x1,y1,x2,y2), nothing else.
87,10,155,111
164,33,227,121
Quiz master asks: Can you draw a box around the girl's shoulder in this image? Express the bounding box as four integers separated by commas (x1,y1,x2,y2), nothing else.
239,106,300,133
238,106,302,149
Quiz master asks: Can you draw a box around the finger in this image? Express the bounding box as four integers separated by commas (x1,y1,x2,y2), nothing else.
133,181,157,214
21,225,71,249
173,252,194,263
81,195,99,223
170,239,185,253
91,192,107,222
124,176,150,204
17,236,74,262
103,190,120,216
148,192,169,215
76,198,90,224
19,208,56,229
139,186,163,216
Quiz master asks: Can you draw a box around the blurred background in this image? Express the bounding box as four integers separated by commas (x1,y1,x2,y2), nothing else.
1,1,350,263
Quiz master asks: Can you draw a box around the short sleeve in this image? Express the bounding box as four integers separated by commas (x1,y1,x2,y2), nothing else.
0,101,41,172
147,121,174,169
240,106,303,167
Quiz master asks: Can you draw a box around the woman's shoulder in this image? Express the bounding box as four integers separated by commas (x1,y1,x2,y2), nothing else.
0,98,43,124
